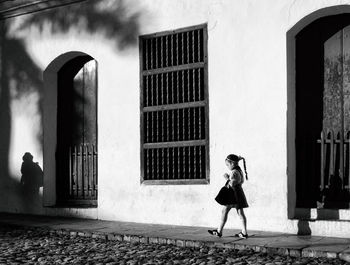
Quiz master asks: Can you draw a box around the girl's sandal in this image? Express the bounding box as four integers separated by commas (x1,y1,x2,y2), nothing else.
234,232,248,239
208,229,222,237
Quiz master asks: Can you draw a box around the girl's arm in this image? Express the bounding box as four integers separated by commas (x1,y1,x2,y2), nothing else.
228,170,243,187
223,173,229,187
223,173,229,180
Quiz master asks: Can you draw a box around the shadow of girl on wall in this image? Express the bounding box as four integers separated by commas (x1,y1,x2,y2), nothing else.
20,152,43,212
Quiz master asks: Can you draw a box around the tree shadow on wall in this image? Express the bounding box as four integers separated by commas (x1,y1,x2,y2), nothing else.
0,0,143,214
20,0,141,50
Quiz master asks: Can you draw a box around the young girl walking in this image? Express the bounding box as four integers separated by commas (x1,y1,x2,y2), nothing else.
208,154,249,238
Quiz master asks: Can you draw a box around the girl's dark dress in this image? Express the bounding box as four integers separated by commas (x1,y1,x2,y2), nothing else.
215,167,249,209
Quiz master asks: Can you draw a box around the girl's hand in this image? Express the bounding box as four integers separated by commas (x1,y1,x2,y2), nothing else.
223,173,229,180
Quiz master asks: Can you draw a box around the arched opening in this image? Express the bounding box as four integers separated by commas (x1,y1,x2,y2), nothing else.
288,7,350,217
43,52,98,208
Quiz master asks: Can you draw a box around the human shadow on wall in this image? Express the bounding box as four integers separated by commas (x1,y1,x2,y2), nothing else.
297,174,347,236
0,0,143,214
20,153,43,213
319,175,349,210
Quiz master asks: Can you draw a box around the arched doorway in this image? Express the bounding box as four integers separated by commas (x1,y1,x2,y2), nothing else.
56,56,98,207
289,11,350,211
43,52,98,207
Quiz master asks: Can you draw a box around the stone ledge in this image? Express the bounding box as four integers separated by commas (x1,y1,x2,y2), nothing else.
339,252,350,262
5,221,347,261
47,227,344,260
301,249,338,259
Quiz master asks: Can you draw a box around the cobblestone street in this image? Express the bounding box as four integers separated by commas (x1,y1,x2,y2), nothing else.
0,225,348,265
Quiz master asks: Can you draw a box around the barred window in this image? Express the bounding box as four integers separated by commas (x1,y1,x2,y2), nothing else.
140,24,209,184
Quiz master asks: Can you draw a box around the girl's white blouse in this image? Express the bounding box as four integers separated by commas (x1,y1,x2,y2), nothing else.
228,169,244,186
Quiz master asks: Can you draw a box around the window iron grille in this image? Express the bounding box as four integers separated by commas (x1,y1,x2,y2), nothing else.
140,24,209,184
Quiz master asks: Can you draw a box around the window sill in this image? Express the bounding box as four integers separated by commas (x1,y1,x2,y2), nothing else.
50,199,97,208
141,179,209,185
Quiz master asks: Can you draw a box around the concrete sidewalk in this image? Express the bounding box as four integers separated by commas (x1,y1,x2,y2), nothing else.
0,213,350,262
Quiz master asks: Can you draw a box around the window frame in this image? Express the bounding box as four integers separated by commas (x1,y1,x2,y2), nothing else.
139,23,209,185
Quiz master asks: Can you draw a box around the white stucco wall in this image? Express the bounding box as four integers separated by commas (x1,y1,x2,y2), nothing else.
2,0,350,237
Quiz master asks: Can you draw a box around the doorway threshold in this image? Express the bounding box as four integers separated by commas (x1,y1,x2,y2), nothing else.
295,208,350,221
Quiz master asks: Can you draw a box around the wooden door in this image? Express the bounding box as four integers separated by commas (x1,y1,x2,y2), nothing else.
323,26,350,135
319,25,350,208
57,56,97,207
322,26,350,187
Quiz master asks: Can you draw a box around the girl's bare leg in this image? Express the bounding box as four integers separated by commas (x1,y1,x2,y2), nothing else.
237,208,247,235
218,205,232,234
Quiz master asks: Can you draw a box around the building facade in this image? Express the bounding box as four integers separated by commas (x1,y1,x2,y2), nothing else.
1,0,350,237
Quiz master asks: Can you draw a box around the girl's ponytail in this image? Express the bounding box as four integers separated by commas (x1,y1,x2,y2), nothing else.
239,156,248,180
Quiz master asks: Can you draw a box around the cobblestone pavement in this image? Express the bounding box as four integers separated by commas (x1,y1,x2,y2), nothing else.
0,225,348,265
